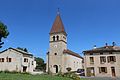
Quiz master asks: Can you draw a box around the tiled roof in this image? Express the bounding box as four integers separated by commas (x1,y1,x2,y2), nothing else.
50,14,67,35
83,46,120,53
63,49,83,59
0,47,33,56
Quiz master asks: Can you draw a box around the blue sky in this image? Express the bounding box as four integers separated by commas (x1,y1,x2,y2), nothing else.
0,0,120,61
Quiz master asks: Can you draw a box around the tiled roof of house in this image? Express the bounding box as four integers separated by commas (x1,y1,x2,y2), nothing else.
63,49,83,59
0,47,33,56
50,14,67,35
83,46,120,53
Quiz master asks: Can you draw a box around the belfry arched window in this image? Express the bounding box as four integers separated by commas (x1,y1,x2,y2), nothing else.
56,35,59,41
53,36,55,41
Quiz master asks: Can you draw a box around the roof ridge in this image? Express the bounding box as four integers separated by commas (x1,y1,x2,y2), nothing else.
63,49,83,59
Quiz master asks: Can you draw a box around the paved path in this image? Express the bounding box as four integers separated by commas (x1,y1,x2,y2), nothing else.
81,77,120,80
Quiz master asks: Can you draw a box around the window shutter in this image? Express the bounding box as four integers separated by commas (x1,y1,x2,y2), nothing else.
99,67,101,73
105,67,107,73
100,57,102,63
114,56,116,62
107,56,110,63
104,57,106,62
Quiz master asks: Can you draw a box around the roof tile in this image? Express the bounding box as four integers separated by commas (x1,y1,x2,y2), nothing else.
50,14,67,35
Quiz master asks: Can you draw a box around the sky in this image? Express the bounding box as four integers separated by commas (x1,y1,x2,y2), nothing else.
0,0,120,61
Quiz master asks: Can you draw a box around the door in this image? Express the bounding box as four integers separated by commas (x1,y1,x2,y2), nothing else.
23,66,27,72
54,65,58,73
111,67,116,77
86,67,95,77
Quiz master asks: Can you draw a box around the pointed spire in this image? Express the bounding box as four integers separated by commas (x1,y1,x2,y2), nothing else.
50,9,67,35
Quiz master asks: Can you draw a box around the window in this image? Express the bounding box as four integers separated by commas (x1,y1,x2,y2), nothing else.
32,61,34,65
63,36,66,40
6,57,12,62
99,67,107,73
53,36,55,41
107,56,116,63
100,56,106,64
54,53,57,55
90,57,94,64
90,53,93,55
0,58,4,62
109,52,113,54
56,35,59,41
2,58,4,62
9,58,12,62
100,53,103,55
24,58,28,62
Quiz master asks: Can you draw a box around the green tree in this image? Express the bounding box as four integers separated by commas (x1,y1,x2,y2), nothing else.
0,21,9,48
17,47,28,52
35,57,46,71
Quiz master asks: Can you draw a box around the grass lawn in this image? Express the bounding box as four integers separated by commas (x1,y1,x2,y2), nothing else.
0,73,73,80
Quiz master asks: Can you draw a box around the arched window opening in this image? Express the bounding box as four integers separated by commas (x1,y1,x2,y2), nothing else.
53,36,55,41
56,35,59,41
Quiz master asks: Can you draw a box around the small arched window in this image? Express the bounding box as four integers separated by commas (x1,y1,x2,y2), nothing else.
53,36,55,41
56,35,59,41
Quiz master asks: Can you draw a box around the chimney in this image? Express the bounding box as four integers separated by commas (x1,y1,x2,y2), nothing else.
105,43,108,46
105,43,109,48
93,45,97,49
112,42,116,46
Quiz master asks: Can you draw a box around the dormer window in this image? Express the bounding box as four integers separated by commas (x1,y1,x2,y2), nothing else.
56,35,59,41
53,36,55,41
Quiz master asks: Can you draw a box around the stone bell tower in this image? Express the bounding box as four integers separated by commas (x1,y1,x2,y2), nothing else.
47,11,67,73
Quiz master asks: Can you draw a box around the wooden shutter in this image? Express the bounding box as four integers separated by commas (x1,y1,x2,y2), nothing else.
107,56,110,63
114,56,116,62
105,67,107,73
99,67,101,73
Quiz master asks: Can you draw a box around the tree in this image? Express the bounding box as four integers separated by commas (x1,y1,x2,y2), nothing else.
24,48,28,52
0,21,9,48
17,47,28,52
35,57,46,71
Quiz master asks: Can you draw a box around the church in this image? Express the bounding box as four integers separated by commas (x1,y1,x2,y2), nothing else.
46,11,83,74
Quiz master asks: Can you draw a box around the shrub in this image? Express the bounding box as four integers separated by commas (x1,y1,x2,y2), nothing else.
4,70,10,73
71,73,80,80
0,71,3,73
62,71,80,80
66,67,72,72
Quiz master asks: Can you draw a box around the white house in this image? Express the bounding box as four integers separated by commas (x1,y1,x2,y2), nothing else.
0,47,36,73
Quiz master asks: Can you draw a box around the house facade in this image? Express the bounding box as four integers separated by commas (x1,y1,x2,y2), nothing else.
83,45,120,77
0,48,36,73
46,12,83,74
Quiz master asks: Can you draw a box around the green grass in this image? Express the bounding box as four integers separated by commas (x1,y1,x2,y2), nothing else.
0,73,73,80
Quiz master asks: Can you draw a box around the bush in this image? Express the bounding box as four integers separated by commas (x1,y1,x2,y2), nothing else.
4,70,10,73
66,67,72,72
0,71,3,73
61,72,80,80
71,73,80,80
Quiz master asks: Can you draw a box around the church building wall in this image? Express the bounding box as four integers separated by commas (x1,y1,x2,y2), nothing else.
63,53,83,72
